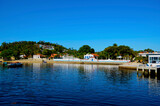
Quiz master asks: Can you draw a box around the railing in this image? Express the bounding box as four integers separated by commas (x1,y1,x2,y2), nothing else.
138,64,159,68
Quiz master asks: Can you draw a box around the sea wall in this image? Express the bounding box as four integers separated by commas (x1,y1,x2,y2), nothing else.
53,59,130,63
3,59,128,65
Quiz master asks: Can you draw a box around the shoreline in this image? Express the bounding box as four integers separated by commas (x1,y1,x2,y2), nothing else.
119,65,137,70
3,60,125,65
1,59,141,70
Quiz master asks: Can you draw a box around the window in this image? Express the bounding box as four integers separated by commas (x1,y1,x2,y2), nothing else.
154,57,158,60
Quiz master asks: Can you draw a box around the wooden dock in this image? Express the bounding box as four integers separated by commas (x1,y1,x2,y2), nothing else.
137,65,160,75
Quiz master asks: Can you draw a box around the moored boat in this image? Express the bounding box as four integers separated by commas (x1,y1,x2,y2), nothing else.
3,62,23,68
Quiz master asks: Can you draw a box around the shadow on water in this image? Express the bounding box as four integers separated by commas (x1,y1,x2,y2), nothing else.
137,71,160,96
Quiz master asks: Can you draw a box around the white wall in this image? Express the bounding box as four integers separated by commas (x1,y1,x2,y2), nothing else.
84,54,94,59
33,55,40,59
148,55,160,63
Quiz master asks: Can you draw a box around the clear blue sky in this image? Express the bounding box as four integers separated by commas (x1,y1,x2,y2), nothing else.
0,0,160,51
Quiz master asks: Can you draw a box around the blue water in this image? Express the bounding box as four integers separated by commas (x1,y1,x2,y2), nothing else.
0,63,160,105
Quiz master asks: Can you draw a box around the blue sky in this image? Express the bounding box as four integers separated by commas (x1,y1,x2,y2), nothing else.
0,0,160,51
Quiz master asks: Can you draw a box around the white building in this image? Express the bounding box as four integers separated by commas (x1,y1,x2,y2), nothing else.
33,55,41,59
148,55,160,64
147,54,160,67
84,54,99,59
139,52,160,57
62,54,74,59
39,44,54,50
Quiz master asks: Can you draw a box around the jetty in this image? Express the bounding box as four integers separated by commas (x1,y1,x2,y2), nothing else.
119,63,160,76
136,64,160,75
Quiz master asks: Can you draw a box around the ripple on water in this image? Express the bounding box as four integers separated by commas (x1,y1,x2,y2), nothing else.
0,63,160,105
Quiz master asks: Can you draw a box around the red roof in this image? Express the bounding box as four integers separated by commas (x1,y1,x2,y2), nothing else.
50,54,57,57
91,53,99,57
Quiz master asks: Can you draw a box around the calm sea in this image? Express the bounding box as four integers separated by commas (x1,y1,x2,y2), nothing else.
0,63,160,105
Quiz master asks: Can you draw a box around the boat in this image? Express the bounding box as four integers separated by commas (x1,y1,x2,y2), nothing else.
3,62,23,68
42,60,47,63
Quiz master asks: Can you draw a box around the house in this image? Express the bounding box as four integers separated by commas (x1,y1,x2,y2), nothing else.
62,54,77,59
33,55,40,59
49,54,57,59
19,55,26,59
39,44,54,50
138,52,160,57
84,53,99,59
33,54,45,59
147,54,160,67
148,55,160,64
50,54,62,59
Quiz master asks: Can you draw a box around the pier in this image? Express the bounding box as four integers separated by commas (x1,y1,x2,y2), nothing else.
137,65,160,75
119,63,160,76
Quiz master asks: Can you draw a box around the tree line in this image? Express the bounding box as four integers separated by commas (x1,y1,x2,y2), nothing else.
0,41,155,61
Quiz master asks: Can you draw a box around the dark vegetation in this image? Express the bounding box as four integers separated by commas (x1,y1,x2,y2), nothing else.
0,41,155,62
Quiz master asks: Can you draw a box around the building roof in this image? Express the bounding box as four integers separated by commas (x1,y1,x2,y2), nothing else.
50,54,57,58
91,53,99,57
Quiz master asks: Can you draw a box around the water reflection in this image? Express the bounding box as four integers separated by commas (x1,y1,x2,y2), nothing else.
137,72,160,96
52,64,134,86
52,63,118,72
1,63,160,105
33,63,41,72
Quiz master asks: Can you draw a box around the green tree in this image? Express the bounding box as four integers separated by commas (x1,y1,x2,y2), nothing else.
0,52,2,58
97,51,107,59
113,43,118,47
104,45,118,59
1,42,8,50
0,46,2,51
42,49,52,57
1,49,13,60
118,45,136,58
144,48,154,52
13,50,21,60
78,45,95,54
103,44,136,60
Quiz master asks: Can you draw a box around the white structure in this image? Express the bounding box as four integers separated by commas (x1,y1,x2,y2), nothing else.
84,53,99,60
117,56,122,59
148,55,160,63
39,44,54,50
33,55,40,59
147,55,160,67
62,54,78,59
20,55,25,58
84,54,94,59
139,52,160,57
